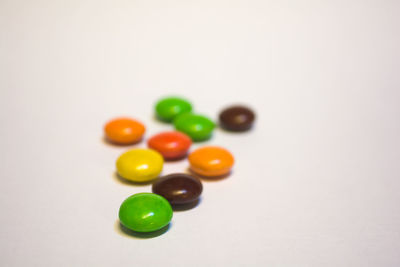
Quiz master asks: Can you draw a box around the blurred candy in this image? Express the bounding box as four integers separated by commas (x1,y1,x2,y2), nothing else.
147,131,192,160
104,117,145,145
219,106,255,132
155,97,192,122
174,113,215,141
188,146,234,177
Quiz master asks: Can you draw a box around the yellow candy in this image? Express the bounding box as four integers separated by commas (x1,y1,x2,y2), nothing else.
116,149,163,182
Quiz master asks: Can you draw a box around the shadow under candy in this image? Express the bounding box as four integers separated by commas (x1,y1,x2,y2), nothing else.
115,221,171,239
101,136,143,147
113,172,155,186
172,198,201,212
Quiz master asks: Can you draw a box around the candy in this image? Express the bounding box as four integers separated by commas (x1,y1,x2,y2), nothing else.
173,113,215,141
188,146,234,177
152,173,203,205
116,149,163,182
147,131,192,160
104,117,145,145
119,193,173,232
219,106,255,132
155,97,192,122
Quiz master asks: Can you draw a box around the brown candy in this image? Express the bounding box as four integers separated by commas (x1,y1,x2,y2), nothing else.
152,173,203,205
219,105,255,132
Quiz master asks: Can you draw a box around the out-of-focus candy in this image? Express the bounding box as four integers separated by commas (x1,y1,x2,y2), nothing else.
188,146,234,177
104,117,145,145
219,105,255,132
174,113,215,141
147,131,192,160
155,97,192,122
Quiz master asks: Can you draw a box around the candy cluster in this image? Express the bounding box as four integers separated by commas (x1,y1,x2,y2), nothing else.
104,97,255,234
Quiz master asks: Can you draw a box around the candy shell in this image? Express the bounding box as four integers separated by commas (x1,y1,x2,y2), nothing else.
188,146,234,177
119,193,173,232
174,113,215,142
155,97,192,122
104,117,145,145
147,131,192,160
116,149,163,182
219,106,255,132
152,173,203,205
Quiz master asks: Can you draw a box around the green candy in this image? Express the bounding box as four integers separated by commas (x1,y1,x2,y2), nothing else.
155,97,192,122
119,193,173,233
174,113,215,141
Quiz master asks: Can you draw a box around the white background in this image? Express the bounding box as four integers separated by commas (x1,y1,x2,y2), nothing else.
1,0,399,266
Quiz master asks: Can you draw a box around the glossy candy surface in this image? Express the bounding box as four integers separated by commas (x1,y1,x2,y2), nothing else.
189,146,234,177
104,117,145,145
152,173,203,205
119,193,173,232
116,149,163,182
155,97,192,122
147,131,192,160
219,106,255,132
174,113,215,141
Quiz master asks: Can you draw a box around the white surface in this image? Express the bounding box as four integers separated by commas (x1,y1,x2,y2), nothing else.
1,0,400,266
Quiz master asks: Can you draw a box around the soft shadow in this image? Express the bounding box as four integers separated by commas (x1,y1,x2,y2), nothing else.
172,198,201,212
113,172,156,186
101,136,143,147
187,168,232,182
115,221,171,239
216,125,254,134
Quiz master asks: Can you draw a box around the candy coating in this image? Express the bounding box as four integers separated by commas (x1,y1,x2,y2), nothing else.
116,149,163,182
189,146,234,177
155,97,192,122
147,131,192,160
219,106,255,132
174,113,215,141
119,193,173,232
104,117,145,145
152,173,203,205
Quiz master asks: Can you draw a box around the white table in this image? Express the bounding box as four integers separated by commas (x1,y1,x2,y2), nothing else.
1,0,399,266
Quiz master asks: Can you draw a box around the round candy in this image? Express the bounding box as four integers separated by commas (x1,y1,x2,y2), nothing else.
104,117,145,145
116,149,163,182
147,131,192,160
219,106,255,132
188,146,234,177
173,113,215,142
152,173,203,205
155,97,192,122
119,193,173,232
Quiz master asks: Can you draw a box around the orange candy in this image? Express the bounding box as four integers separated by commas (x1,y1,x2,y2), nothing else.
188,146,234,177
104,117,145,145
148,131,192,160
